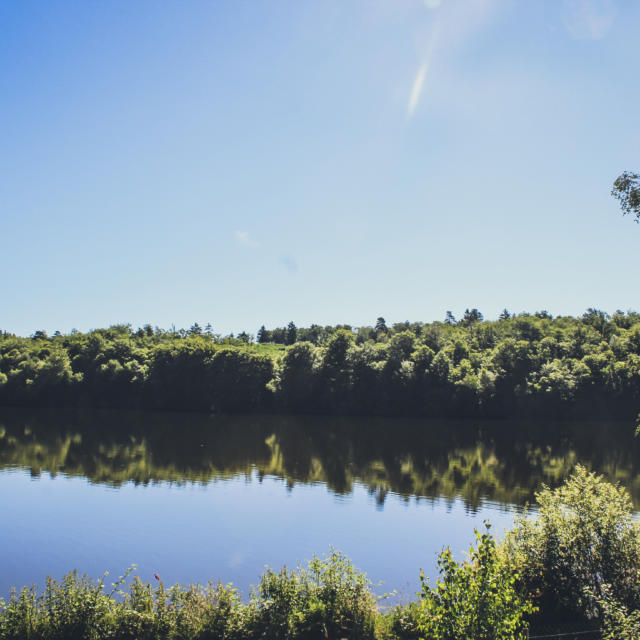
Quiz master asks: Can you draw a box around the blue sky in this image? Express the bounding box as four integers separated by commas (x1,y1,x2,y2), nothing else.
1,0,639,336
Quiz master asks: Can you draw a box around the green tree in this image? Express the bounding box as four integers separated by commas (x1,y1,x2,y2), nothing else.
319,330,355,409
208,348,274,411
323,330,354,371
257,325,269,343
286,321,298,345
387,330,416,362
430,350,452,385
460,308,483,327
374,317,388,338
306,324,323,345
278,342,318,410
188,322,203,336
582,308,610,335
612,171,640,221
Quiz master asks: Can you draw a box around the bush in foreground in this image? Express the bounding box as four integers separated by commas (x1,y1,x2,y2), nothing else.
419,525,536,640
503,465,640,626
0,552,379,640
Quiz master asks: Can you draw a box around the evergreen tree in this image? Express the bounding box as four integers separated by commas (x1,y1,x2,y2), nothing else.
461,308,483,326
257,325,269,343
188,323,203,336
286,321,298,345
375,317,388,337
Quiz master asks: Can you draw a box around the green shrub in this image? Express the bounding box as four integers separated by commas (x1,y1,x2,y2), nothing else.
0,571,245,640
0,554,378,640
381,601,423,640
597,584,640,640
247,549,377,640
113,577,243,640
418,524,535,640
503,465,640,624
0,571,116,640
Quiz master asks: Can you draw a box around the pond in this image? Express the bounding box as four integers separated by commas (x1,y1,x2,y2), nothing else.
1,407,638,600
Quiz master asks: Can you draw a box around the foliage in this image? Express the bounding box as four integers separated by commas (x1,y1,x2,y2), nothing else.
503,465,640,625
277,342,319,411
248,550,378,640
2,309,640,418
598,585,640,640
381,601,423,640
418,524,535,640
0,570,121,640
0,553,377,640
612,171,640,221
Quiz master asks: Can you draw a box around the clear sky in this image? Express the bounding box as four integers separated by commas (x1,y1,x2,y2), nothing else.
1,0,638,337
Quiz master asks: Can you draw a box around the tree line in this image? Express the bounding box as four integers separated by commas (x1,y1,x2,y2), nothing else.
1,308,639,418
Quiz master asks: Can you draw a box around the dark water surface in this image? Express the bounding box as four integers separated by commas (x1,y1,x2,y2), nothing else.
1,408,638,599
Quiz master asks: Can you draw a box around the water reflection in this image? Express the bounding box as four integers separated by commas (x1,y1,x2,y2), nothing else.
1,408,638,510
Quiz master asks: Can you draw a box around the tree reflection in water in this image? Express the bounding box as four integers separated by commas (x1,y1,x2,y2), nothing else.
0,407,638,511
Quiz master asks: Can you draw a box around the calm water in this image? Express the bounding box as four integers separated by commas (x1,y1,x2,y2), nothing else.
1,408,638,599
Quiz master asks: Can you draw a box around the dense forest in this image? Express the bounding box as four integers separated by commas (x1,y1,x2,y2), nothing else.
1,308,639,419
